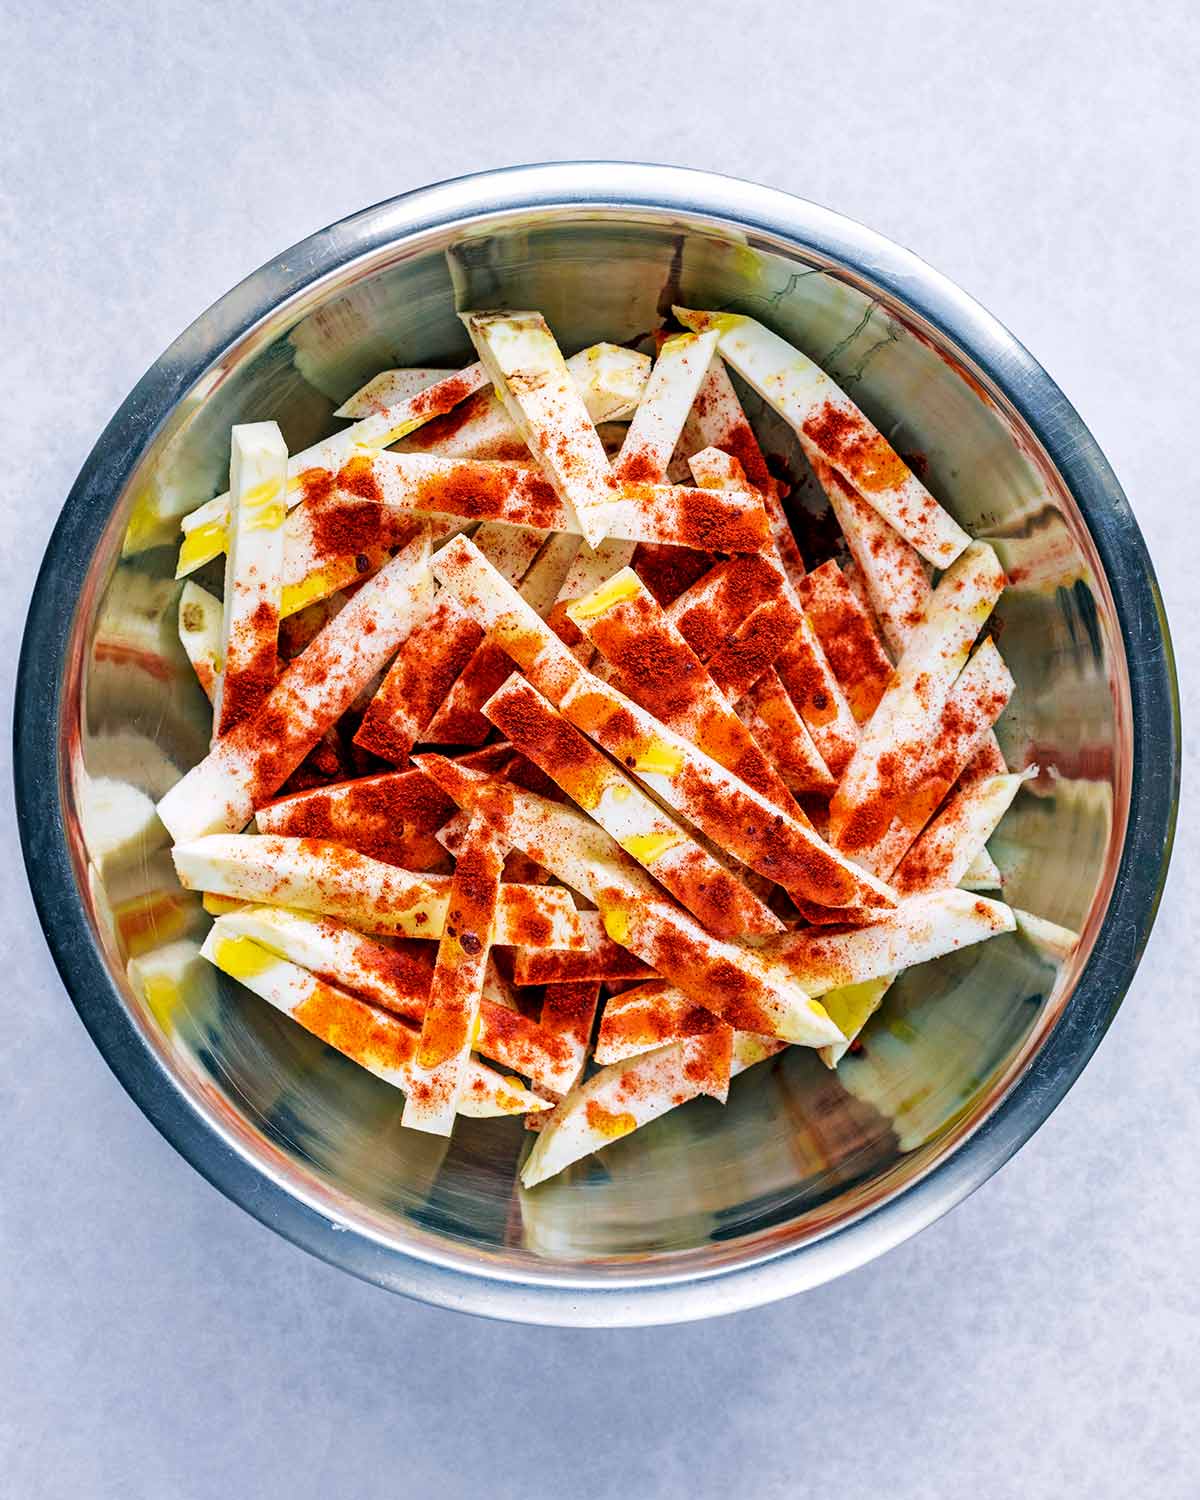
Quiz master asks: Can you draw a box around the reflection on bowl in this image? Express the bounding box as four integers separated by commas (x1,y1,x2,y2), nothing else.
15,164,1178,1326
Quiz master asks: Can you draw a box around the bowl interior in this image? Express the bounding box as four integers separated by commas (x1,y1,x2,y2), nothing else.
57,200,1130,1281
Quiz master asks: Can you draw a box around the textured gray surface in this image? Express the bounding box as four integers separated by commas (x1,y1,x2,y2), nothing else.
1,1,1196,1495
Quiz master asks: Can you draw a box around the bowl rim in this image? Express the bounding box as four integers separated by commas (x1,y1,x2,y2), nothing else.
14,161,1180,1326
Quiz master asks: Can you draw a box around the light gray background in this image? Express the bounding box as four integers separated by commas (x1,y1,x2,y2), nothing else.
2,1,1195,1496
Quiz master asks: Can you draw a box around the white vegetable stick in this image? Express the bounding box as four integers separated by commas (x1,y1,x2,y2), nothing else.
176,366,491,574
536,981,602,1096
340,344,650,432
682,354,807,589
736,671,836,795
351,450,771,551
200,925,546,1119
522,1024,782,1186
829,542,1006,858
893,770,1034,895
431,535,896,913
402,811,506,1134
519,1031,729,1186
674,308,971,567
763,889,1016,992
416,757,840,1047
212,423,287,740
961,849,1003,890
461,310,623,546
810,452,931,659
215,905,578,1095
171,834,587,948
612,330,719,483
565,567,802,817
334,368,455,418
481,672,782,938
178,581,223,701
156,529,433,843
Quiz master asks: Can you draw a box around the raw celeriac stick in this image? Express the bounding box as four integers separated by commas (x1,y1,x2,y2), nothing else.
431,535,897,913
599,891,1014,1063
811,453,931,659
402,811,506,1134
420,530,581,748
960,850,1003,890
254,767,456,872
736,672,836,796
172,834,586,948
200,925,546,1119
702,595,807,704
212,422,288,739
340,345,650,444
665,553,792,661
345,450,772,552
612,330,720,483
177,366,491,574
416,756,841,1046
178,581,222,701
217,905,578,1095
685,446,859,773
565,568,802,816
762,889,1015,992
522,1024,773,1188
849,637,1015,878
829,541,1007,858
481,672,782,937
682,354,808,589
511,910,654,985
460,310,622,546
157,530,434,843
545,331,721,641
796,559,894,723
537,981,602,1096
334,368,457,419
352,521,548,763
892,770,1034,896
674,308,971,566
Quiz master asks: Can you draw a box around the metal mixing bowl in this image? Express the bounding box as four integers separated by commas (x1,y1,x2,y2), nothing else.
15,163,1178,1325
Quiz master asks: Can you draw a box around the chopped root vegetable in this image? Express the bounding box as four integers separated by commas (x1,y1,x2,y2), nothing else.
762,890,1016,993
402,811,507,1134
796,560,894,723
254,768,456,872
893,769,1034,895
215,904,577,1095
829,542,1007,861
200,924,547,1118
177,365,491,575
432,536,897,913
461,310,623,546
148,301,1051,1182
345,450,772,552
511,911,655,985
612,330,720,484
481,671,782,938
212,423,287,739
565,568,801,816
157,529,434,843
415,757,840,1046
172,834,587,948
674,308,971,566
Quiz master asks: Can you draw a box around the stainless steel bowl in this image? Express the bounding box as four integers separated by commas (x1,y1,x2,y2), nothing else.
15,163,1179,1325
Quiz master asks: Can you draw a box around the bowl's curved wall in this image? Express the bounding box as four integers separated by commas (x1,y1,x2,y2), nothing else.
15,165,1177,1324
